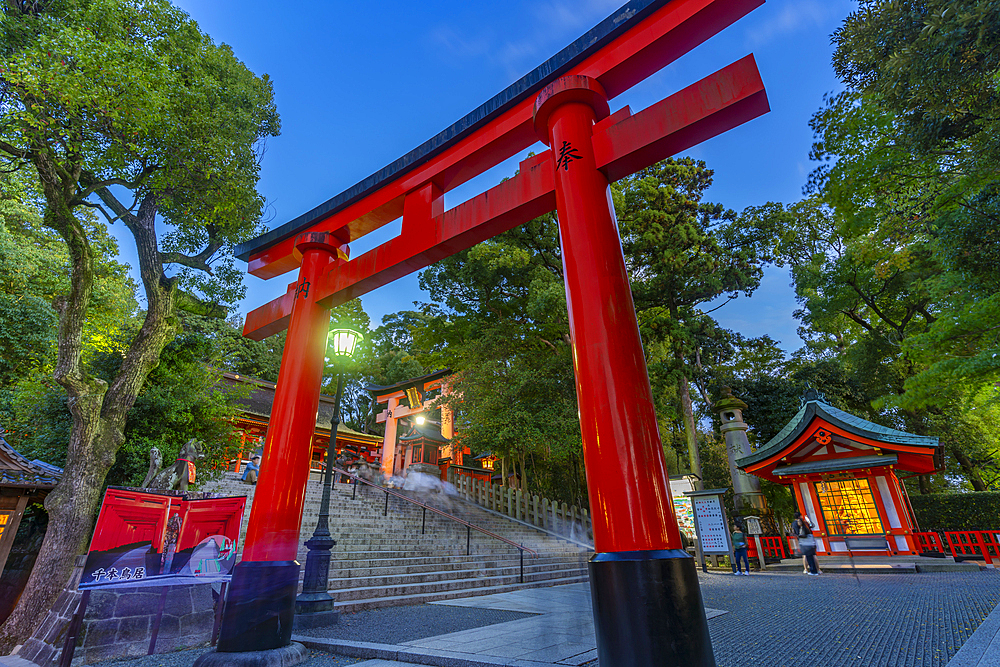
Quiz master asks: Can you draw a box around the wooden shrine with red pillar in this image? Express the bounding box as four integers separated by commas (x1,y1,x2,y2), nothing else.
737,390,939,556
223,372,382,472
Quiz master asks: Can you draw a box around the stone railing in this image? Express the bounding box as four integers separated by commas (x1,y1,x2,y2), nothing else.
447,471,593,545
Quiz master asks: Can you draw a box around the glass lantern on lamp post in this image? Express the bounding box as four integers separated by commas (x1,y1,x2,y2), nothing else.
294,326,362,629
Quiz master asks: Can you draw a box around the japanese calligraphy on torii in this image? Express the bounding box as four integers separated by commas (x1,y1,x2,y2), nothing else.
555,141,582,170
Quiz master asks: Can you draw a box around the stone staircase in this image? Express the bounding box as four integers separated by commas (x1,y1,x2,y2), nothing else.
200,472,592,612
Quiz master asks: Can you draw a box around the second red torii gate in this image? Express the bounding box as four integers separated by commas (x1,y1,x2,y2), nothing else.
213,2,770,666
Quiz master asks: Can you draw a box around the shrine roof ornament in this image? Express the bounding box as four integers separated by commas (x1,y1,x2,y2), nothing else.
223,373,380,442
772,454,898,477
737,392,939,469
399,424,451,444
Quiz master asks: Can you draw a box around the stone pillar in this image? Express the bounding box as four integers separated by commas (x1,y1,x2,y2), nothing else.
713,387,765,514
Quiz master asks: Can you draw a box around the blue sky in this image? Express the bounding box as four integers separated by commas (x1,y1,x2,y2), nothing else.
158,0,856,352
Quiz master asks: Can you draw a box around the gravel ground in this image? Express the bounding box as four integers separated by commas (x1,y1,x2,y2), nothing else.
700,570,1000,667
295,604,536,644
91,646,361,667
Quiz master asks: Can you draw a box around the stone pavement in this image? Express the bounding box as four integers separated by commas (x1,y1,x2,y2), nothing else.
298,570,1000,667
947,596,1000,667
4,569,998,666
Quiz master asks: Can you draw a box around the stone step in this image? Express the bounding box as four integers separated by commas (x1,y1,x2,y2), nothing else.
331,574,590,613
201,472,591,611
327,561,587,590
325,551,586,565
327,557,587,579
329,565,587,601
330,559,587,579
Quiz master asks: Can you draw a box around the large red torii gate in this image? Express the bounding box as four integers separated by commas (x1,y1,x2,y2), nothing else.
215,1,769,665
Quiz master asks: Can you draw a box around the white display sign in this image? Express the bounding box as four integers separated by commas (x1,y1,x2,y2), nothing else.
692,495,730,554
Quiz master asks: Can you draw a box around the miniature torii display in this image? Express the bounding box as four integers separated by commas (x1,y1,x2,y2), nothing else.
208,1,770,666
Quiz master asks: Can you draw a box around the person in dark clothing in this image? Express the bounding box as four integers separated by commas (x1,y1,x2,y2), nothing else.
731,523,750,575
792,511,820,575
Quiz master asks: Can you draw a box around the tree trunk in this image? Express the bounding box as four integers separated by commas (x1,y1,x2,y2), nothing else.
0,193,178,651
918,474,932,494
678,373,703,490
951,445,988,492
519,451,527,494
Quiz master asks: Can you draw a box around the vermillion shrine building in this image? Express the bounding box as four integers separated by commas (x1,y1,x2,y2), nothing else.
737,389,940,556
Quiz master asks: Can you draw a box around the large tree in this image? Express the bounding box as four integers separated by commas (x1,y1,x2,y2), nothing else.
811,0,1000,406
0,0,278,646
418,213,585,503
614,158,765,485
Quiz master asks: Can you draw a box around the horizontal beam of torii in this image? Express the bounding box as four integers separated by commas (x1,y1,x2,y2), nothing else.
240,0,767,341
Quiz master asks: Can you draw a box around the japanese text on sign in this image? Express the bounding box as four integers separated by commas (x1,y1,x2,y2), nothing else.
693,495,730,553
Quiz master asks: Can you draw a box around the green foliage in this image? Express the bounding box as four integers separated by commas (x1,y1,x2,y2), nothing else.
0,375,73,466
416,212,584,503
802,0,1000,420
95,314,253,486
909,492,1000,532
0,173,137,377
0,293,56,385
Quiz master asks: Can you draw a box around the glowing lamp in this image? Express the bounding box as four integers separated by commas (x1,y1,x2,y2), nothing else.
327,327,362,361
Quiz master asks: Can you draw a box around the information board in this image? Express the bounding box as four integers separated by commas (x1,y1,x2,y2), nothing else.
669,477,696,541
692,495,730,554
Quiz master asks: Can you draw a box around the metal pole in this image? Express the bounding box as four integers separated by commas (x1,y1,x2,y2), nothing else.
422,507,426,534
384,490,389,516
295,370,345,623
467,526,471,555
148,586,169,654
211,582,228,646
520,547,524,583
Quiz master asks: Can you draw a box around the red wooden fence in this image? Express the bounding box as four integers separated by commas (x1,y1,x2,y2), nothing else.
913,531,944,553
759,536,787,559
945,531,1000,565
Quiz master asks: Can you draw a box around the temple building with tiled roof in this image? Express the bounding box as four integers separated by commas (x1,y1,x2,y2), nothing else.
0,427,63,579
737,389,939,556
220,372,382,473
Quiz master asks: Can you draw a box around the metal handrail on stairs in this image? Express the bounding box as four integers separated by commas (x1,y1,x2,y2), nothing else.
330,465,537,583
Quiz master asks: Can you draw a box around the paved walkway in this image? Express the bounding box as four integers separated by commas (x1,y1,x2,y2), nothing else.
298,570,1000,667
4,570,998,666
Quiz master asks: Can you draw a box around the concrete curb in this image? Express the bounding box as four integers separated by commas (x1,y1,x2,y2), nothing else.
292,635,571,667
947,599,1000,667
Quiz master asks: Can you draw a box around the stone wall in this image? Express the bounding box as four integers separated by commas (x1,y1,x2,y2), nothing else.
17,572,217,666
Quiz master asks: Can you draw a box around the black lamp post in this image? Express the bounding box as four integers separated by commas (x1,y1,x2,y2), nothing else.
294,326,362,629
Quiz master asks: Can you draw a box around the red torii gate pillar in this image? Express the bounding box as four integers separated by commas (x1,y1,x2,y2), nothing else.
534,76,712,665
215,233,347,654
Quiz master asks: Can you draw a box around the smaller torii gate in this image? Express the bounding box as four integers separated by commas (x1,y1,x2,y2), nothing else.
210,2,770,666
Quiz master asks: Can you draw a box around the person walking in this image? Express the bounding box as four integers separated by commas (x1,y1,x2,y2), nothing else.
792,511,820,575
731,523,750,575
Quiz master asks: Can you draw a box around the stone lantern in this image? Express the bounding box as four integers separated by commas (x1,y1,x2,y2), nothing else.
713,387,766,514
